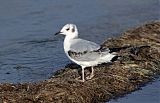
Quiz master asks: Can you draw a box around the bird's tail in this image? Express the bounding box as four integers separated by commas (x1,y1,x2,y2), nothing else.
98,52,117,64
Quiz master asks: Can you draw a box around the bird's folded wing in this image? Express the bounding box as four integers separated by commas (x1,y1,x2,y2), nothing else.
68,38,114,61
68,50,100,61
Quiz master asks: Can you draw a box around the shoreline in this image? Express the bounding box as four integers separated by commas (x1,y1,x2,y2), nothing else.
0,21,160,103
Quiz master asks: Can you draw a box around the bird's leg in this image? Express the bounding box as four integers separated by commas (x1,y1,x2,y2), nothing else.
82,66,85,82
75,66,85,82
90,66,94,78
86,66,94,80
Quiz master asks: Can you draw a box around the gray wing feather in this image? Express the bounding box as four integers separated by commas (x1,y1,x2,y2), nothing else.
68,51,100,61
68,38,113,62
70,39,100,52
68,50,112,62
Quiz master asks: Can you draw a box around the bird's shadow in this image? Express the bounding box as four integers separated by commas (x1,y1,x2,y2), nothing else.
65,62,114,77
65,63,81,69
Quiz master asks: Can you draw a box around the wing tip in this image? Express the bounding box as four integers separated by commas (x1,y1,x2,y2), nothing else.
110,55,119,62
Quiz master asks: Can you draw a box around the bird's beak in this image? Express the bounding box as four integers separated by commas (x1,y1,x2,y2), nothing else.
55,31,61,35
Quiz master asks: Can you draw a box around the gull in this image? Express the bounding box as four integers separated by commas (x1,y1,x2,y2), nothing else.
55,24,116,82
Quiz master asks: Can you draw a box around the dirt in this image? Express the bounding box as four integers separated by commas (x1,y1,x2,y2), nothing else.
0,21,160,103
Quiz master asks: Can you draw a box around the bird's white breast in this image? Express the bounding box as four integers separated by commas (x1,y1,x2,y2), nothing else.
63,36,71,52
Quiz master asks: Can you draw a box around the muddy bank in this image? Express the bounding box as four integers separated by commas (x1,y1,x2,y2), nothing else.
0,21,160,103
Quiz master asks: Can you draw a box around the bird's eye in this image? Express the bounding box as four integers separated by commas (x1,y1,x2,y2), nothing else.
66,28,69,31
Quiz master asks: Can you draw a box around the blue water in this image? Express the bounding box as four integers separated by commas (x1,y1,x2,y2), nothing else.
0,0,159,102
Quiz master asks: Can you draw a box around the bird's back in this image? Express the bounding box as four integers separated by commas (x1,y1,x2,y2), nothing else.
69,38,100,53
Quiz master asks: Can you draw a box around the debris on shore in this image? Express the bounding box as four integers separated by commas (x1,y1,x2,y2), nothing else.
0,21,160,103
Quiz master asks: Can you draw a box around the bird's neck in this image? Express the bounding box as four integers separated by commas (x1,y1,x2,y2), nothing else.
64,35,78,52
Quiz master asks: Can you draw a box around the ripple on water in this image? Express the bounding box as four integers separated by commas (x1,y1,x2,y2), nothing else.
0,38,66,83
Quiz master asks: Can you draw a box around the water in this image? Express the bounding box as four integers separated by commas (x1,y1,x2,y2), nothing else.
108,79,160,103
0,0,159,102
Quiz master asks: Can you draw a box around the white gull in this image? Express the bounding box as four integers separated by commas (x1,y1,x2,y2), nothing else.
55,24,116,82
